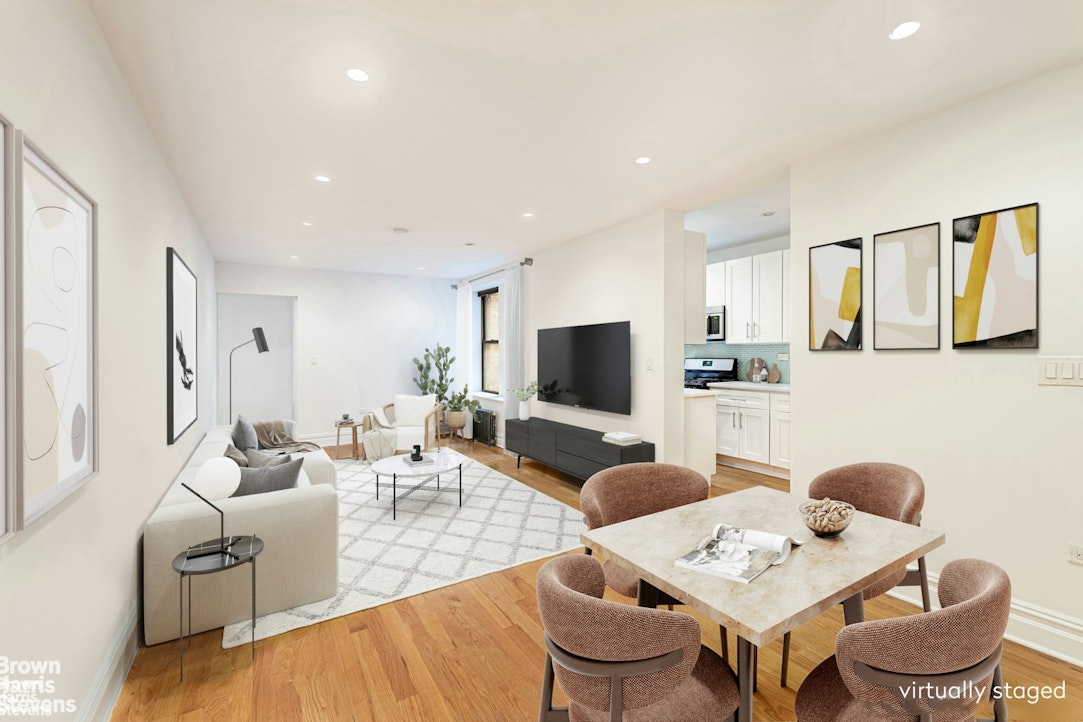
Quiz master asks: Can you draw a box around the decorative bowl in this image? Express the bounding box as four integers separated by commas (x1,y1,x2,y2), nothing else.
799,499,855,538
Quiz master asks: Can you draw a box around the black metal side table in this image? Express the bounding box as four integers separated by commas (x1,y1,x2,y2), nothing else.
171,535,263,681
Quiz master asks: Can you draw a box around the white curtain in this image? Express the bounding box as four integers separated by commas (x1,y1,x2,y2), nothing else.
455,281,474,436
502,264,524,423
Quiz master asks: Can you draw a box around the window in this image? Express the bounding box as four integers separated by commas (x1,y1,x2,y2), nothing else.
479,288,500,394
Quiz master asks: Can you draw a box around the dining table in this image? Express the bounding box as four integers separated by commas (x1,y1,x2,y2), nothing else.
579,485,945,722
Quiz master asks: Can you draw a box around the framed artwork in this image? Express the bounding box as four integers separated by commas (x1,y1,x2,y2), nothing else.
1,114,11,543
167,247,197,444
953,203,1038,348
809,238,862,350
873,223,940,350
15,134,98,527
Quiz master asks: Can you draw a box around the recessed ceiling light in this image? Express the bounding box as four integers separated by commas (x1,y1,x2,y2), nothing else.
761,211,777,217
522,212,535,218
465,242,475,247
346,68,370,83
301,221,313,226
635,157,652,165
315,175,331,183
417,266,425,270
392,227,409,234
289,255,299,260
888,20,920,40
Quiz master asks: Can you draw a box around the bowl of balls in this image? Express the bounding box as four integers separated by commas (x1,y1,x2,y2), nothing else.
799,498,855,538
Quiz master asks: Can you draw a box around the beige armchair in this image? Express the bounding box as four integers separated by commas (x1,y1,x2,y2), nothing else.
372,393,441,452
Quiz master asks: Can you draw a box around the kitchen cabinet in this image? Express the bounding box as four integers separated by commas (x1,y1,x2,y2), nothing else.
725,250,785,343
769,393,791,469
706,262,726,309
684,391,718,480
714,389,769,464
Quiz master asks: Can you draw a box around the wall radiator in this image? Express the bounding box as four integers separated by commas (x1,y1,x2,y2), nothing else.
474,408,497,446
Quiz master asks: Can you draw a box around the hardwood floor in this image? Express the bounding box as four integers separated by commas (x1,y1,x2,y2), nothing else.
112,439,1083,721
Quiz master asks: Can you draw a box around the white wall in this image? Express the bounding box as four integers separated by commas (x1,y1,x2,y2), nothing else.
215,263,457,438
707,234,790,264
524,212,685,459
217,293,296,425
0,1,217,719
791,60,1083,663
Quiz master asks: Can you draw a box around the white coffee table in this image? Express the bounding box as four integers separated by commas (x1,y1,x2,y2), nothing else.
370,449,467,519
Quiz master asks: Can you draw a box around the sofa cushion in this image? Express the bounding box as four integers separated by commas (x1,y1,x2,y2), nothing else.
245,449,291,468
224,444,248,467
232,457,304,497
394,394,436,427
232,415,258,451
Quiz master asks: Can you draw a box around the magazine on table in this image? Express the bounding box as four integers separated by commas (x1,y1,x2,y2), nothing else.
675,523,796,584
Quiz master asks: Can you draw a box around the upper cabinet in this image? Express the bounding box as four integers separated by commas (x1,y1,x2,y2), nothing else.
706,262,726,308
726,250,785,343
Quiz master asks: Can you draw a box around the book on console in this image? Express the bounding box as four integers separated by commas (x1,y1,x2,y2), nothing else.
403,455,435,467
602,431,641,446
674,523,795,584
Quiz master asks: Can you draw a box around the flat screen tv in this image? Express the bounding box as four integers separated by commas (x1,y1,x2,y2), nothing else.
537,321,631,415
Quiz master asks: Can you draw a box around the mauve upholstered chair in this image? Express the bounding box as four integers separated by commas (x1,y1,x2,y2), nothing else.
781,462,932,687
794,558,1011,722
536,554,740,722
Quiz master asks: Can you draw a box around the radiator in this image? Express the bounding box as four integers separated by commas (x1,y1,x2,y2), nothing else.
474,408,497,446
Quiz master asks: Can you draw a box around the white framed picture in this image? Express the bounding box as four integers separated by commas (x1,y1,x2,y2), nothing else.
15,133,98,527
167,247,198,443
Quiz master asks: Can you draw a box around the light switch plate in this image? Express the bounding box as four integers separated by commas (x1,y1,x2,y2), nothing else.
1038,356,1083,386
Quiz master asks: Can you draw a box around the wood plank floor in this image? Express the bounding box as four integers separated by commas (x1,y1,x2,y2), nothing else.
113,439,1083,721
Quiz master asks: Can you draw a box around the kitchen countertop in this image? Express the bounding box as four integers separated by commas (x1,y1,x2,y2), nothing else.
683,389,720,398
707,381,790,393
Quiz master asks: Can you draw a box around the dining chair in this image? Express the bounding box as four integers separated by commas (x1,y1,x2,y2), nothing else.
780,462,932,687
536,554,740,722
794,558,1011,722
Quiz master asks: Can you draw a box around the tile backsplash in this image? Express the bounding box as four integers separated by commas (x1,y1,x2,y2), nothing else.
684,343,790,384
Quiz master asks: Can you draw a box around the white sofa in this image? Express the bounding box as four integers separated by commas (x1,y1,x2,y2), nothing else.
143,425,339,646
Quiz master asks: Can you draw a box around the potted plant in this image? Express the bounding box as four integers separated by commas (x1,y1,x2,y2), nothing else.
445,386,481,436
511,381,538,421
412,344,454,405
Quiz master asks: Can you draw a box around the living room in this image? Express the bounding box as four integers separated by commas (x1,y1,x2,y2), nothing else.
2,1,1083,721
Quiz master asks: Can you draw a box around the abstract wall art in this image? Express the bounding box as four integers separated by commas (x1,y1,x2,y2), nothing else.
16,135,98,527
953,203,1038,348
809,238,862,350
874,223,940,350
167,247,197,444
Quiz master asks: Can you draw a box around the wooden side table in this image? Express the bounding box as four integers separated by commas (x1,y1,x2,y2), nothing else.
335,419,364,460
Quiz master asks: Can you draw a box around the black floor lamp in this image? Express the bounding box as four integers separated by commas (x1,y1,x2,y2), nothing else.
229,327,270,423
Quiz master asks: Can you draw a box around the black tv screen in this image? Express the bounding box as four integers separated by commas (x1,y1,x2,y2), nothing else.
537,321,631,415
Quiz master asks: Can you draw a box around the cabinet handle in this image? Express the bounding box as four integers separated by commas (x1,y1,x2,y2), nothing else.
738,410,743,429
745,322,751,340
752,322,758,339
732,411,736,429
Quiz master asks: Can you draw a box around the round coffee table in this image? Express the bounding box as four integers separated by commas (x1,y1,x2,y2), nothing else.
370,448,466,519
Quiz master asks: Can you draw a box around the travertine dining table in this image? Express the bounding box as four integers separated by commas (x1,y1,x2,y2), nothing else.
580,485,944,722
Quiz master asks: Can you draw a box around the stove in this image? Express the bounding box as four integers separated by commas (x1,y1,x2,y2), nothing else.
684,357,738,388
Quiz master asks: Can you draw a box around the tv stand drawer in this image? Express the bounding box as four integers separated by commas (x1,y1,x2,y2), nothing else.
506,419,654,480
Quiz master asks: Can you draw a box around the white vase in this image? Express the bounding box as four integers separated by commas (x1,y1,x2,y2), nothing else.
519,400,530,421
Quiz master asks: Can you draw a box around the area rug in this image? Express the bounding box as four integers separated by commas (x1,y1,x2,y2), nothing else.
222,452,585,647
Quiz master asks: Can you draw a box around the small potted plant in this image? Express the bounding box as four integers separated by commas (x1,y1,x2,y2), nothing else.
511,381,538,421
445,386,481,437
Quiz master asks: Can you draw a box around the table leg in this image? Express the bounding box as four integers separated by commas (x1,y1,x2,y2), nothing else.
842,592,865,625
251,556,257,660
737,636,754,722
336,426,342,456
635,579,660,608
393,473,397,520
351,427,359,460
458,464,462,507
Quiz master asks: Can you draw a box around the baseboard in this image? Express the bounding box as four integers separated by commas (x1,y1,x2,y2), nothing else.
887,571,1083,668
76,602,139,722
715,455,790,480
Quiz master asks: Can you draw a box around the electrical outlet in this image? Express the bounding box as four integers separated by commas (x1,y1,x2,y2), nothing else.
778,353,790,361
1069,543,1083,566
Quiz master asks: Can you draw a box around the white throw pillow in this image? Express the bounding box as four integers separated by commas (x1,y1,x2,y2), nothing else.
395,394,436,427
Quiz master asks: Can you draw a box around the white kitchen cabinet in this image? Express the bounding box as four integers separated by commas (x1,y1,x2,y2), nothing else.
716,405,739,456
725,250,784,343
706,262,726,309
738,407,770,463
769,393,791,470
684,392,718,480
715,389,769,462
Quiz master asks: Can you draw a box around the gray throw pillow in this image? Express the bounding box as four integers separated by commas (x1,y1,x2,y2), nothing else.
231,457,303,497
223,444,249,467
232,415,258,451
245,449,291,468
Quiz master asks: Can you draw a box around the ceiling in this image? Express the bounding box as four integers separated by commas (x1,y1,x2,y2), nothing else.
87,0,1083,280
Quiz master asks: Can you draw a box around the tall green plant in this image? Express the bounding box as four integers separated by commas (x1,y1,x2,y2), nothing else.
412,344,454,404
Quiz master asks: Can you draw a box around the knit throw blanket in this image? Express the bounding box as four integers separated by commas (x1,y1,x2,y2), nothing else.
253,419,321,454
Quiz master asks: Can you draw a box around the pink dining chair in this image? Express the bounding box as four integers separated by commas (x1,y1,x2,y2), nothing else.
794,558,1011,722
536,554,740,722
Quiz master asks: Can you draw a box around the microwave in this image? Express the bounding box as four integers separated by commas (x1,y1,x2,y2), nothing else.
706,306,725,341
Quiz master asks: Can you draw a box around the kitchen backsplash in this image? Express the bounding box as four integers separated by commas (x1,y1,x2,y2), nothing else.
685,343,790,384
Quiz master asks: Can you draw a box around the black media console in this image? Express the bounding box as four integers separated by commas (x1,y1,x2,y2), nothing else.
505,418,655,480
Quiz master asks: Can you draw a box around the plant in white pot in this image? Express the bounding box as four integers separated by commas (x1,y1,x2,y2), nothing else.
445,386,481,437
511,381,538,421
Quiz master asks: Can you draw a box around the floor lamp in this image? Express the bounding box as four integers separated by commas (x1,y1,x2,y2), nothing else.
229,327,270,423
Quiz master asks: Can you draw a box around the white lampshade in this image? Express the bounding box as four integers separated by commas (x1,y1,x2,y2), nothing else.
192,457,242,501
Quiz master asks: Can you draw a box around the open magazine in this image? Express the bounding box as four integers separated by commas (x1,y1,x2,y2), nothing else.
675,523,795,584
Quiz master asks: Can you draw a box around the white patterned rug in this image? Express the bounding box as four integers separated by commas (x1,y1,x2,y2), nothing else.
222,452,585,648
